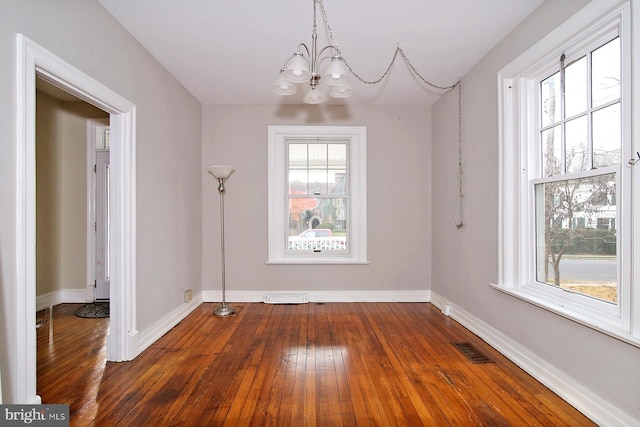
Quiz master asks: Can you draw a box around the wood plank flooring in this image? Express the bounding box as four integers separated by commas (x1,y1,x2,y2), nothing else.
37,302,595,426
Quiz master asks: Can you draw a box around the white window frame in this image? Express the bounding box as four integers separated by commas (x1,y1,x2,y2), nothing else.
267,126,368,264
495,0,640,347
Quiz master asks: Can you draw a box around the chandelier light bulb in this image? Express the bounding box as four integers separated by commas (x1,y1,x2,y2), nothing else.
271,69,297,96
322,56,349,86
303,86,327,104
283,52,311,83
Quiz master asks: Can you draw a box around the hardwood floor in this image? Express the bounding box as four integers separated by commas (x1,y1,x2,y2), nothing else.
37,302,595,426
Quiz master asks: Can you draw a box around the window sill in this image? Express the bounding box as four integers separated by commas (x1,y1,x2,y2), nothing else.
490,283,640,349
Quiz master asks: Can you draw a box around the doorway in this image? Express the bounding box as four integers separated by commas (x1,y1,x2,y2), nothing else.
17,34,138,404
35,84,110,306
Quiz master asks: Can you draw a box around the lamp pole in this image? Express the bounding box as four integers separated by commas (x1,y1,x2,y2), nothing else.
207,165,236,317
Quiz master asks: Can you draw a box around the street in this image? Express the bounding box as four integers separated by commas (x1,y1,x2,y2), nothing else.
550,257,616,282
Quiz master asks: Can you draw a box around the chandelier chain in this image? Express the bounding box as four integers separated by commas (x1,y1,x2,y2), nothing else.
317,0,341,57
316,0,458,91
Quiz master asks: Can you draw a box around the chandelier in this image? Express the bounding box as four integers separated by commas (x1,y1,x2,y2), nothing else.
271,0,461,105
271,0,351,104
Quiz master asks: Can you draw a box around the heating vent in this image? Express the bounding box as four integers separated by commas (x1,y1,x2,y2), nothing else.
264,293,310,304
451,342,494,364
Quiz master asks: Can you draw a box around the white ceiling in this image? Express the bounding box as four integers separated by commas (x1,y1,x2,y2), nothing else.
97,0,545,106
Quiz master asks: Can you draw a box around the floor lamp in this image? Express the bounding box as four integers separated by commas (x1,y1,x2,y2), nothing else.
208,165,235,317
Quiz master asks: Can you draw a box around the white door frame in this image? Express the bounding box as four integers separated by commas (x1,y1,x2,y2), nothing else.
16,34,138,404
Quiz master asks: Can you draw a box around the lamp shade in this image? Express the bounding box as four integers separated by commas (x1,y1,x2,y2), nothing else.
271,70,297,96
329,83,353,98
322,57,349,85
303,86,327,104
207,165,235,180
284,52,311,83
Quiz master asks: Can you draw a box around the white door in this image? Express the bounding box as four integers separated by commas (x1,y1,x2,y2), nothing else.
95,149,110,300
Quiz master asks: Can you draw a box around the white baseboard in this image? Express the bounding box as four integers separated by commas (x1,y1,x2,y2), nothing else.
202,289,430,303
36,289,89,311
137,292,203,355
429,291,639,427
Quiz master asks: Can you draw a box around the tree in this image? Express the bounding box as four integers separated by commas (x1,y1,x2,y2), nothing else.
540,76,616,286
542,175,614,286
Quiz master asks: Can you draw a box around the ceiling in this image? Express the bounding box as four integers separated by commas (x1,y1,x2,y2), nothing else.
97,0,545,106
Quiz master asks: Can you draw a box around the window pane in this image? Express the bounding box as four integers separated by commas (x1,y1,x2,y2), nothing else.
592,37,620,108
328,171,346,195
288,170,307,194
308,144,327,168
541,72,561,127
565,56,587,118
565,115,588,173
593,103,621,168
328,144,347,168
288,197,348,252
308,170,327,195
289,144,307,169
535,173,617,303
542,125,562,177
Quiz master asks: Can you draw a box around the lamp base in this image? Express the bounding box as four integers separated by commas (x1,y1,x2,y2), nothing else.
213,304,235,317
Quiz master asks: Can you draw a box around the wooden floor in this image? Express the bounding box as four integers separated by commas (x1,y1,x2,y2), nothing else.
37,302,595,426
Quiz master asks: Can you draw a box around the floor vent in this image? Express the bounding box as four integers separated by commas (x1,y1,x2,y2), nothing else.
452,342,494,364
264,293,310,304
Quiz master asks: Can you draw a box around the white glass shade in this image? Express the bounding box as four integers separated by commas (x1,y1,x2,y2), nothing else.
283,52,311,83
207,165,235,180
322,57,349,85
303,86,327,104
329,83,353,98
271,70,297,96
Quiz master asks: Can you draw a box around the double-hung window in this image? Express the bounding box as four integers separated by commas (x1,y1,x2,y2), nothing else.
497,0,640,346
267,126,367,264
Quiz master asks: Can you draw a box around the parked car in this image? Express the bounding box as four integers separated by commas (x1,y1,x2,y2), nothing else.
297,228,333,238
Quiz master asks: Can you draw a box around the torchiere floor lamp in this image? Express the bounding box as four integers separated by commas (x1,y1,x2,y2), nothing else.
207,165,235,317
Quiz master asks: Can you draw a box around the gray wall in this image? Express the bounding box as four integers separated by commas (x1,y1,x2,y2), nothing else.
202,105,432,296
0,0,202,402
432,0,640,420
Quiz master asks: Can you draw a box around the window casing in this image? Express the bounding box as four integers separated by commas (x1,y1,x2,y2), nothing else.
497,0,640,346
267,126,367,264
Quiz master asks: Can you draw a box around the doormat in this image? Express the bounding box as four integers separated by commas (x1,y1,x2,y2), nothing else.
75,302,109,318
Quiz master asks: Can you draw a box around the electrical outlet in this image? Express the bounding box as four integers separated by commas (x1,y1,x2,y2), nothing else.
184,289,193,303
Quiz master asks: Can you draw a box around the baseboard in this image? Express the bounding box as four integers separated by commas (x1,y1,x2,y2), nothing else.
429,291,639,427
137,292,204,355
36,289,89,311
202,289,430,303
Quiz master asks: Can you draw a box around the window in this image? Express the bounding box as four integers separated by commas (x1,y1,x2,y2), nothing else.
497,1,640,346
268,126,367,264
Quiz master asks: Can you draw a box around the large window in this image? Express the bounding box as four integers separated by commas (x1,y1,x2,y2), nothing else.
535,34,620,303
497,1,640,346
268,126,367,264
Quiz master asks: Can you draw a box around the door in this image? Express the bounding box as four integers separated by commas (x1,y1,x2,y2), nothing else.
95,149,110,300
